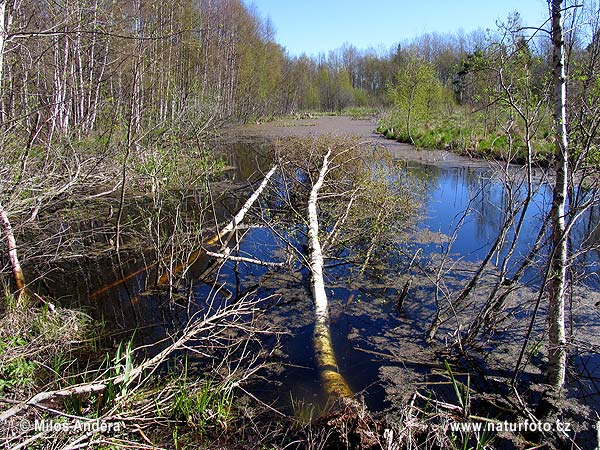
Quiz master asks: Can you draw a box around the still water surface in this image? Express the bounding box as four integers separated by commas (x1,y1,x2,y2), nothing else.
46,137,600,415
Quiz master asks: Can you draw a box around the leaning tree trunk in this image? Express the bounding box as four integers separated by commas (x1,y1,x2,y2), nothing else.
548,0,568,391
307,148,352,399
91,165,279,296
156,164,278,285
0,202,26,305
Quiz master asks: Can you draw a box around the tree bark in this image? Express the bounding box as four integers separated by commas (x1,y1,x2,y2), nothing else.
214,165,278,243
0,201,26,304
156,165,278,285
548,0,568,390
307,148,352,398
0,1,6,103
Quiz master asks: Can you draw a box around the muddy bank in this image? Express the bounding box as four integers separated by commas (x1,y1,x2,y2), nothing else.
232,116,496,169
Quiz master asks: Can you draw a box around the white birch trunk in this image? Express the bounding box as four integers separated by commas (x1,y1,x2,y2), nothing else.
0,1,6,103
214,165,278,242
0,0,15,125
548,0,568,390
157,165,278,285
307,149,352,398
0,202,26,303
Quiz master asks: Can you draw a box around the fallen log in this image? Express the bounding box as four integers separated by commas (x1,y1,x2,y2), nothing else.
90,166,278,297
307,149,352,399
157,164,278,285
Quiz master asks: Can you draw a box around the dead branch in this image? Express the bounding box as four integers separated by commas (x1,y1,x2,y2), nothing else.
205,248,285,268
0,296,259,422
156,164,278,285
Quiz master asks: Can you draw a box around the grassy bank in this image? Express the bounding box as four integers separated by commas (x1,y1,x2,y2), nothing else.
254,106,381,124
377,107,555,165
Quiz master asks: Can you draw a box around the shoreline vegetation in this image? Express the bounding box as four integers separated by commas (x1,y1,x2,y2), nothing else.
1,0,599,449
375,109,555,167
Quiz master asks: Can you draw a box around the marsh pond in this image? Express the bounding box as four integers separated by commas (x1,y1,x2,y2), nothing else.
30,116,600,448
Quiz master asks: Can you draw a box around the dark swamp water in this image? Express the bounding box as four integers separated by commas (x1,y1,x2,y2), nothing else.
35,124,600,440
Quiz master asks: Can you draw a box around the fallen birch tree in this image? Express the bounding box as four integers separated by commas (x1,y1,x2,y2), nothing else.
90,165,279,296
156,164,279,285
306,148,352,399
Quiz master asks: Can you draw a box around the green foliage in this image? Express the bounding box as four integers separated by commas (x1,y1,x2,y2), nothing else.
129,115,227,195
387,55,453,142
379,104,556,164
95,338,135,412
449,427,494,450
0,336,37,392
290,396,318,423
315,68,357,111
444,360,470,417
342,106,378,119
113,339,134,397
171,379,235,433
352,88,370,107
0,356,37,391
0,294,99,397
585,146,600,166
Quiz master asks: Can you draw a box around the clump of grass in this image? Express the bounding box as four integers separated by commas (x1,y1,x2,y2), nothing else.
289,395,335,424
0,340,37,392
172,378,235,433
0,289,98,397
342,106,379,119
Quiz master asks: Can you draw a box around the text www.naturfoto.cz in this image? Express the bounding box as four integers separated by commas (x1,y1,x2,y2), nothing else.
449,420,573,434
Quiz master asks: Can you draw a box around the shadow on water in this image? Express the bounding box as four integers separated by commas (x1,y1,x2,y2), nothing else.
34,137,600,421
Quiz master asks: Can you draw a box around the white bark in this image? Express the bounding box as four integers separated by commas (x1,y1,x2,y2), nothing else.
307,148,352,398
205,249,285,268
0,201,26,302
214,165,278,243
157,165,278,285
0,1,15,125
308,149,331,323
0,1,6,102
93,166,278,294
548,0,568,390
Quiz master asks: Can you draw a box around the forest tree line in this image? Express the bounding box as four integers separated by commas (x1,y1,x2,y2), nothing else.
0,0,503,140
2,0,599,149
0,0,397,137
380,7,600,165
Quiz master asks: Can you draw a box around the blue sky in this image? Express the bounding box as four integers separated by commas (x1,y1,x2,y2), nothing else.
244,0,550,56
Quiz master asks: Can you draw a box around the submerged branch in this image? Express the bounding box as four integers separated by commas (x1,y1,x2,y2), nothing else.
205,248,286,268
157,164,278,285
90,166,279,297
